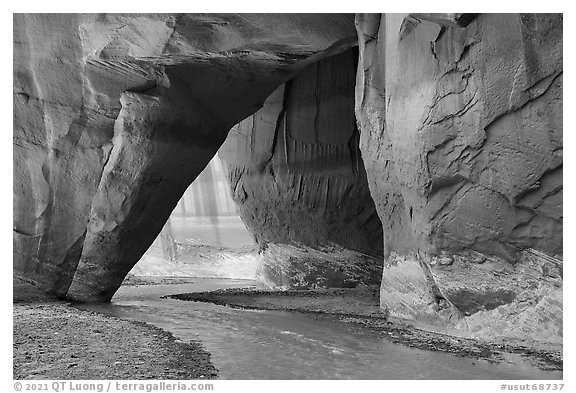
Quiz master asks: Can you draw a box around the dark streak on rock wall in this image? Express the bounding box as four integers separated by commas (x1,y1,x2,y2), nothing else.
219,48,384,289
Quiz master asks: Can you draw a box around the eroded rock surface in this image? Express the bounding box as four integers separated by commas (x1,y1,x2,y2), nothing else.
13,13,357,301
355,13,562,344
219,48,383,288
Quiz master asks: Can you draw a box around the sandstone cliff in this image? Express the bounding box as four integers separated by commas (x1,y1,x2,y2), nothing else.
355,13,562,343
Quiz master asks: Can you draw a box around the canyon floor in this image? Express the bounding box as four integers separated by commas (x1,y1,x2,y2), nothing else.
13,278,218,380
13,276,562,379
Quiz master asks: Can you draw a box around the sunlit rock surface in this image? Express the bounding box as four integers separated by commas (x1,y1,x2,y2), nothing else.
13,13,357,301
219,48,383,289
355,13,562,344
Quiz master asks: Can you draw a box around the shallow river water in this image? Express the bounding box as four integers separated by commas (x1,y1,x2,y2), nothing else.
79,278,562,380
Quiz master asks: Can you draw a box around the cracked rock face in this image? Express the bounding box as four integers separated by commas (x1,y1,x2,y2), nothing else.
219,48,383,289
13,13,357,301
356,13,562,344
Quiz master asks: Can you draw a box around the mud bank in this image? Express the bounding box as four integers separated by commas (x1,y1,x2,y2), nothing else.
166,287,562,372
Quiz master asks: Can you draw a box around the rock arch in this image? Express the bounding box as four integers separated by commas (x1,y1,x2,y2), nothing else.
13,13,358,301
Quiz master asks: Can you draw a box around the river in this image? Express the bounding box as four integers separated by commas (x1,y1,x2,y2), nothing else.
78,278,562,380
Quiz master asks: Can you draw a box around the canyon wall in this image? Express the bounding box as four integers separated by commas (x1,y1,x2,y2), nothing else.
219,48,383,288
13,13,357,301
355,13,562,344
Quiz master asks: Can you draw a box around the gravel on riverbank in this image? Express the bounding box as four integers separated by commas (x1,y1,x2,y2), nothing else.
13,277,218,380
